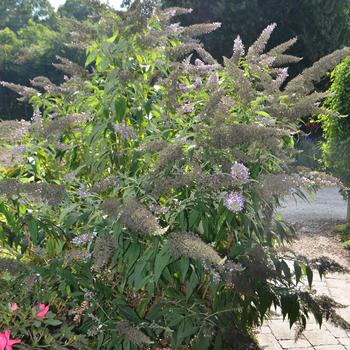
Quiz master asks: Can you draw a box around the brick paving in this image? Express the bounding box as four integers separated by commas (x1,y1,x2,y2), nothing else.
257,272,350,349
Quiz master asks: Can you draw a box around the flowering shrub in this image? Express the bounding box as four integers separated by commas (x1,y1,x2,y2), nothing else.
1,4,350,349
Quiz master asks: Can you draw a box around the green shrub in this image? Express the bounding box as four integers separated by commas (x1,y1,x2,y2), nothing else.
1,4,349,349
320,56,350,188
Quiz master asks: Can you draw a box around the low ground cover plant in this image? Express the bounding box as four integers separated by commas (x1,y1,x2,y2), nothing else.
0,3,349,349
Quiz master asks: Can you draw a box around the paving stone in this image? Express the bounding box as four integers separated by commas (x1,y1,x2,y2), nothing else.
269,320,296,340
337,308,350,323
270,307,283,318
316,287,331,295
328,289,350,305
339,338,350,346
304,322,322,331
314,346,346,350
260,326,272,334
279,339,311,348
325,278,350,289
258,272,350,350
326,273,349,281
313,273,323,283
325,324,350,338
304,329,338,346
257,333,283,349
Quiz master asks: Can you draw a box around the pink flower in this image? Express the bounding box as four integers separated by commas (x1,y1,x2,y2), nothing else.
0,330,21,350
35,304,49,319
9,303,18,312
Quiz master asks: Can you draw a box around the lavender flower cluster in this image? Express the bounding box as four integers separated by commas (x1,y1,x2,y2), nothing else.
116,321,151,346
92,233,116,271
230,162,250,184
112,123,136,140
168,232,224,266
224,191,245,213
233,35,245,56
72,232,96,246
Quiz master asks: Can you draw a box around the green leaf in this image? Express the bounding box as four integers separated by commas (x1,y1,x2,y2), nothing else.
294,261,302,285
280,292,299,326
44,319,63,326
186,269,199,301
188,210,200,229
97,334,104,350
117,305,140,323
27,216,39,245
216,211,228,233
114,97,127,122
85,50,97,66
281,260,291,281
154,246,171,283
146,302,162,321
192,335,211,350
175,256,190,283
214,333,223,350
59,203,79,222
136,295,152,318
33,320,41,328
306,265,313,288
124,243,141,277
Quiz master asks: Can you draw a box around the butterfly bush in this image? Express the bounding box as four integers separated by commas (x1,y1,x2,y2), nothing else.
0,2,349,349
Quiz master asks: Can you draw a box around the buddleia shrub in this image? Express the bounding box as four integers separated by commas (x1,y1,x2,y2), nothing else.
1,4,350,349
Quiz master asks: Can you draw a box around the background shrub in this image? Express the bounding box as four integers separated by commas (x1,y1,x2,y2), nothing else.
320,56,350,221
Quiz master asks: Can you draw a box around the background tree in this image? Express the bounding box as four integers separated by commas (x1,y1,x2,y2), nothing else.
0,0,56,32
320,57,350,221
162,0,350,71
0,23,72,119
57,0,103,21
0,0,107,120
0,0,59,119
